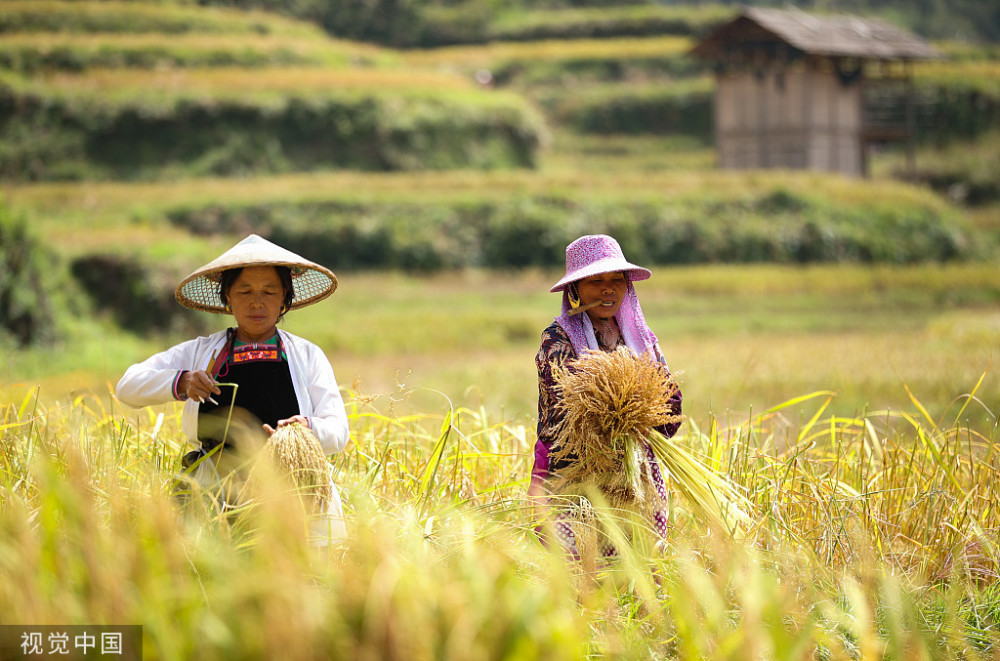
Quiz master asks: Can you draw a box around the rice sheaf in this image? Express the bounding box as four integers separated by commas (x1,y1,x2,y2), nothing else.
550,347,750,534
550,347,683,513
245,422,332,515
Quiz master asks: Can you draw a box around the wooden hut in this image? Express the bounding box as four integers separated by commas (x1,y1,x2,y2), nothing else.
690,7,938,177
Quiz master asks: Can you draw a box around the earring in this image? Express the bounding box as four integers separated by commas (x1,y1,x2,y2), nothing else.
225,303,231,313
567,284,581,310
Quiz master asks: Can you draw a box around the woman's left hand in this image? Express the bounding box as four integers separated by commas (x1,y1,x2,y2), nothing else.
264,415,310,435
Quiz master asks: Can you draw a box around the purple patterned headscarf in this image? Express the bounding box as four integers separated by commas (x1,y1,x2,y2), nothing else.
551,235,661,362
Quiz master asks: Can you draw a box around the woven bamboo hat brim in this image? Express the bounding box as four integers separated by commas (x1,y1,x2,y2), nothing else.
175,234,337,314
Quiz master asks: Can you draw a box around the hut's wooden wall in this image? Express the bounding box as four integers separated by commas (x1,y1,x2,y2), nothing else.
715,68,864,176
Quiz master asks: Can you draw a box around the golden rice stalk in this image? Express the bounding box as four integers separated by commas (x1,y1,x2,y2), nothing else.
564,495,598,569
645,429,752,536
551,347,750,534
245,422,332,515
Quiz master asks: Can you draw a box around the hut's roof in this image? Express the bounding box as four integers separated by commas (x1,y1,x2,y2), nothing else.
691,7,939,61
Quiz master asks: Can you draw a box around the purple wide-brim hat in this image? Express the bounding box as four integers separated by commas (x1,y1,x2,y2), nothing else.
550,234,652,292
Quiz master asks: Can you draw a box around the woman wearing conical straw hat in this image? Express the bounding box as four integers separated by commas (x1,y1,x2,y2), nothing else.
530,234,683,558
116,234,349,544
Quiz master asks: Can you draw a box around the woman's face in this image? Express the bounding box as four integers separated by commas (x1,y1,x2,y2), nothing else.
576,271,627,323
226,266,286,342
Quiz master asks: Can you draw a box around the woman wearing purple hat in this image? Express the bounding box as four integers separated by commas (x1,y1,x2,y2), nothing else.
530,234,682,555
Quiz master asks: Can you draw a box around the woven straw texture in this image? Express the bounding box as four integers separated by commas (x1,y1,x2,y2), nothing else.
175,235,337,314
550,234,650,293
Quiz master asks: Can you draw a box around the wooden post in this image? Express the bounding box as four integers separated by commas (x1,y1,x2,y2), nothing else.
904,59,916,177
861,70,870,178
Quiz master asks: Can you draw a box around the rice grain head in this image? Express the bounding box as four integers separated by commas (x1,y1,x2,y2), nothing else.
245,423,332,515
551,347,683,513
565,495,598,571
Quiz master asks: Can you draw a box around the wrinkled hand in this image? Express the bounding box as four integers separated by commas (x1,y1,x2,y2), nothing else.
178,370,221,404
264,415,309,435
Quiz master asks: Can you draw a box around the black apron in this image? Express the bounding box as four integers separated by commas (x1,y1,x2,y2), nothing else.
190,330,299,459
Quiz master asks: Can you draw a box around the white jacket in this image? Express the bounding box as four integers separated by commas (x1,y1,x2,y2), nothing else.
116,328,351,455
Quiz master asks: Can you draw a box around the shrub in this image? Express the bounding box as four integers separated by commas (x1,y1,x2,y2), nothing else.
492,53,707,88
0,200,59,347
164,190,977,271
69,254,209,335
197,0,426,47
0,78,547,180
488,5,733,42
543,79,714,138
0,0,324,36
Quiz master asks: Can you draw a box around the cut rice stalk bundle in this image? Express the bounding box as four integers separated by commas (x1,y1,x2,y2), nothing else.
551,347,749,535
550,347,682,516
244,422,332,515
645,429,751,536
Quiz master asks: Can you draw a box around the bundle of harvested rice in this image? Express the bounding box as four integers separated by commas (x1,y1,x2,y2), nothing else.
551,347,749,535
245,422,332,515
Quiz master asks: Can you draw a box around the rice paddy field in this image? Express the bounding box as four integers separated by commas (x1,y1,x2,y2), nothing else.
5,261,999,425
2,316,1000,659
3,258,1000,659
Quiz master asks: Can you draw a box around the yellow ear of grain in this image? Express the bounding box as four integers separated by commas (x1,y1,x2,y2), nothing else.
646,429,752,536
246,423,332,515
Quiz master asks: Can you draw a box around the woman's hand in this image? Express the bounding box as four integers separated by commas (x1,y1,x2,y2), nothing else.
264,415,310,435
178,370,221,404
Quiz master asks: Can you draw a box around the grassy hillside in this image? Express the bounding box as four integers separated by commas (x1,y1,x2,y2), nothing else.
3,169,977,268
6,0,996,193
2,169,995,425
185,0,999,46
0,1,547,180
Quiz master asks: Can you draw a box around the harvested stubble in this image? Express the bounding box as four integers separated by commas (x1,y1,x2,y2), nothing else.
244,422,331,515
552,347,749,535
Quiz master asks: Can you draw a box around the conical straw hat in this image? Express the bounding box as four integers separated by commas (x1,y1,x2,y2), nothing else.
175,234,337,314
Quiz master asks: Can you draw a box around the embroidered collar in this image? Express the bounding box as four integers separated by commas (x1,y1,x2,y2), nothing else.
231,334,283,364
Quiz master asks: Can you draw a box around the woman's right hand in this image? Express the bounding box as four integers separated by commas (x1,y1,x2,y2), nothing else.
178,370,221,403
